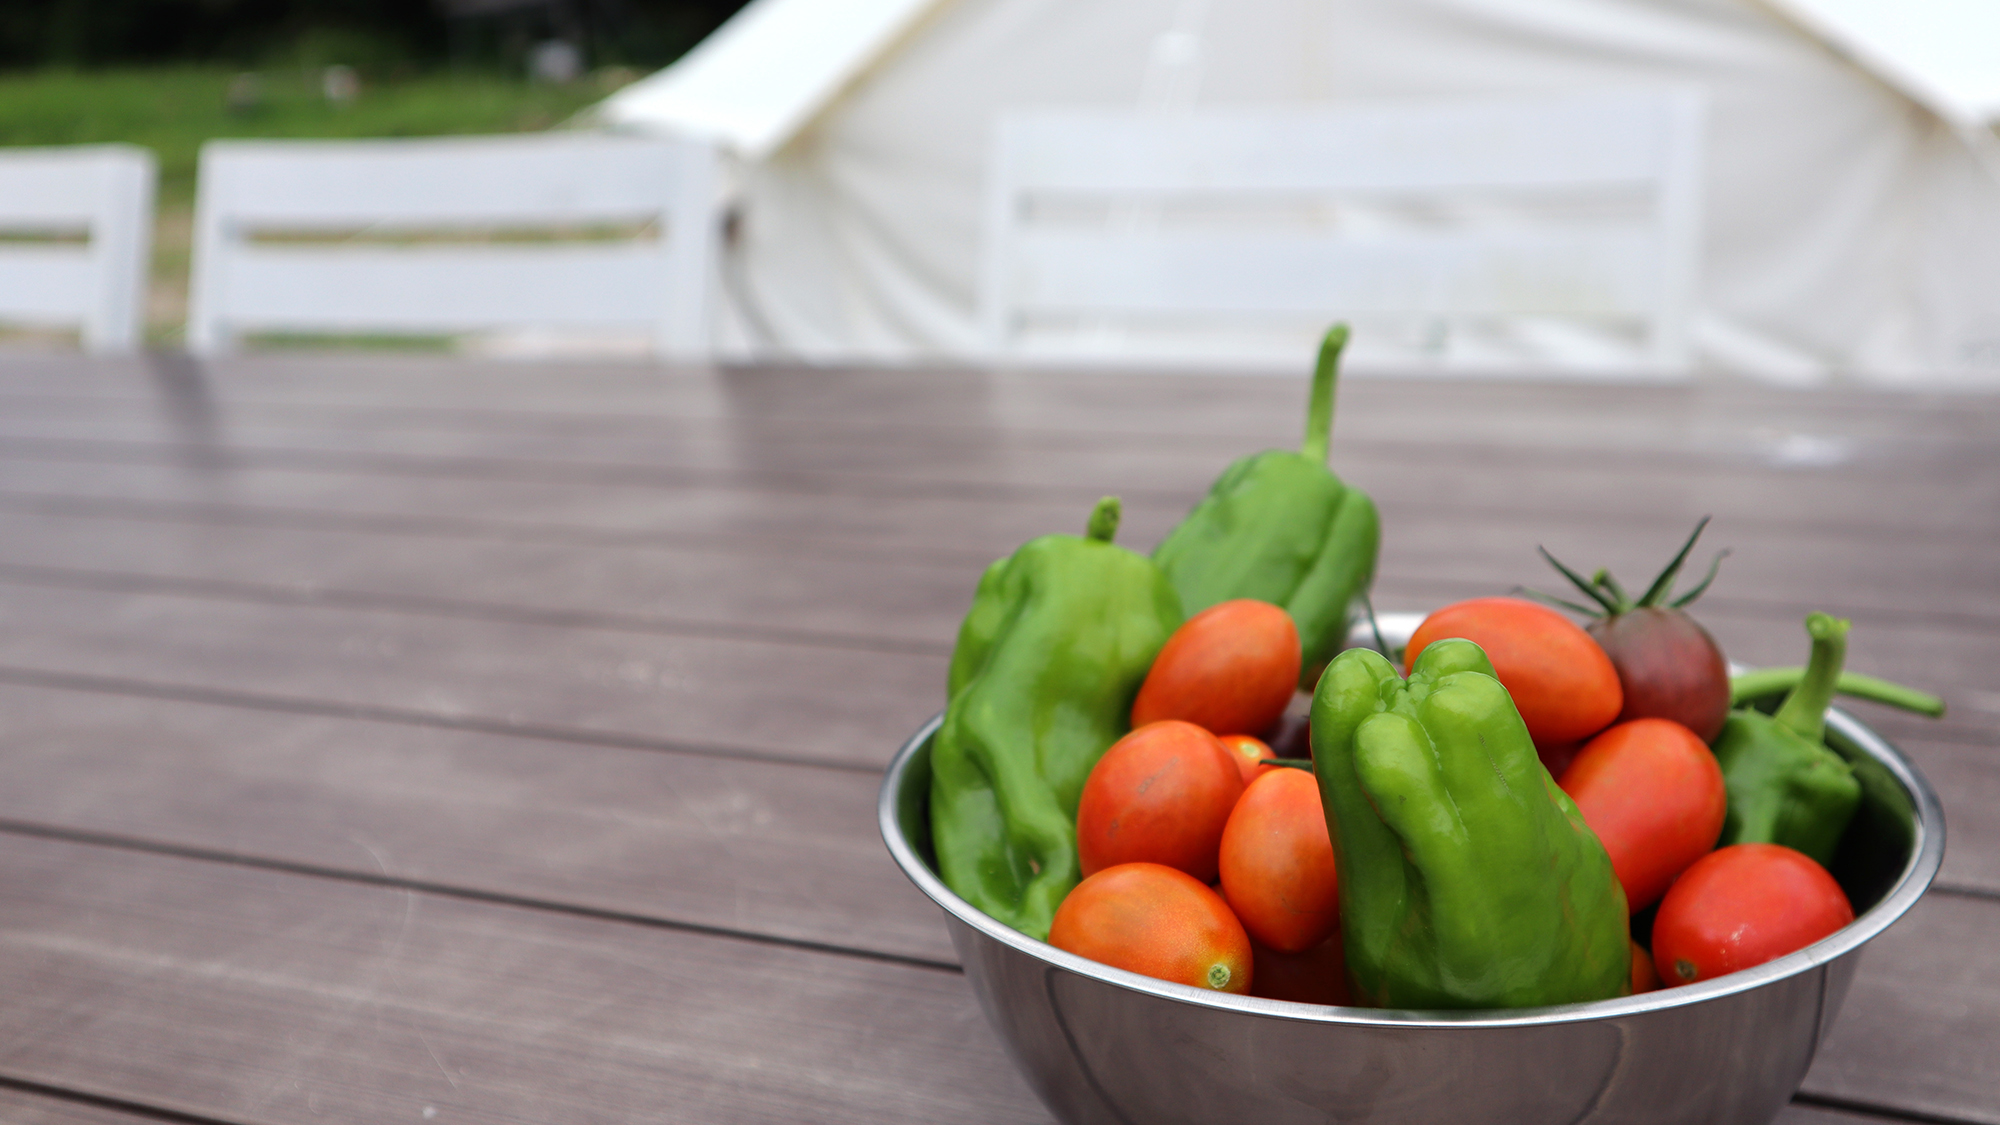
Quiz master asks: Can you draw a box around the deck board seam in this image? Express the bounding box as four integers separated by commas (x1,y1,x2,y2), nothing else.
1,434,1994,521
1932,883,2000,905
0,1073,248,1125
0,562,955,657
0,489,1007,566
4,488,1999,621
1792,1090,1996,1125
0,664,889,776
0,816,965,975
0,504,1996,640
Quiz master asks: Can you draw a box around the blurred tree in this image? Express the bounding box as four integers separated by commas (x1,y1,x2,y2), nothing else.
0,0,751,72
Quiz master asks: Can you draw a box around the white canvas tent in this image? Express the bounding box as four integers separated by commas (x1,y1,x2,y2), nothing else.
600,0,2000,384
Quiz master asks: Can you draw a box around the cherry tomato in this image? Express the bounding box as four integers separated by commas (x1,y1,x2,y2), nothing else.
1133,600,1301,737
1218,768,1340,952
1652,844,1854,986
1050,862,1253,993
1218,733,1278,784
1559,718,1727,912
1077,720,1245,882
1630,940,1660,994
1405,597,1622,745
1250,930,1351,1005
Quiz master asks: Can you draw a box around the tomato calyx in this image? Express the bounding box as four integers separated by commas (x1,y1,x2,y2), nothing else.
1524,516,1728,617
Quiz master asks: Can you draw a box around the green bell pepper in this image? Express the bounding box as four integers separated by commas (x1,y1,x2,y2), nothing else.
930,497,1183,940
1311,640,1630,1009
1152,324,1381,689
1712,613,1862,868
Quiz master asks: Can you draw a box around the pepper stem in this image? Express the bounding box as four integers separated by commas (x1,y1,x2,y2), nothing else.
1773,612,1851,743
1730,668,1944,718
1085,496,1122,542
1301,323,1350,464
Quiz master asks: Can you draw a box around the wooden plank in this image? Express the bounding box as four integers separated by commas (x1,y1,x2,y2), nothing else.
0,584,942,771
0,680,955,964
4,351,1998,443
1803,890,2000,1124
0,392,1993,539
0,567,1990,902
0,506,964,654
0,531,1976,738
0,831,1991,1125
0,490,1987,664
0,504,1983,744
0,834,1049,1125
0,455,1994,626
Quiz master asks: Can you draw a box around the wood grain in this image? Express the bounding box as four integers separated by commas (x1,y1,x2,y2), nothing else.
0,681,955,964
0,352,1989,1124
1804,890,2000,1125
0,834,1049,1125
0,583,944,771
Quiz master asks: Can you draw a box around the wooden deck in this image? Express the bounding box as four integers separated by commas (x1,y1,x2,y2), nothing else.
0,349,1991,1125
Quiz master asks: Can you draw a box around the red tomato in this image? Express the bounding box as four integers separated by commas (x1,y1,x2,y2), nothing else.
1559,718,1727,912
1630,940,1660,994
1218,733,1279,785
1250,930,1351,1006
1077,721,1245,882
1219,768,1340,953
1652,844,1854,986
1405,597,1623,745
1050,862,1253,993
1132,600,1301,737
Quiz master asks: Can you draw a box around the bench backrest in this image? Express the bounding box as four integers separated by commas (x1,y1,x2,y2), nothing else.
187,133,719,358
980,91,1704,371
0,144,156,354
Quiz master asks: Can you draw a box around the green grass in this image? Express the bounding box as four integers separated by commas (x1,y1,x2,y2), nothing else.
0,65,616,344
0,65,611,205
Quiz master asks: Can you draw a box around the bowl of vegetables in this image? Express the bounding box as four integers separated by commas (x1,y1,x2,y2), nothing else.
880,610,1942,1124
877,327,1945,1125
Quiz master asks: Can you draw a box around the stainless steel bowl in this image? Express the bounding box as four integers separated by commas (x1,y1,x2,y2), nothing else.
878,617,1945,1125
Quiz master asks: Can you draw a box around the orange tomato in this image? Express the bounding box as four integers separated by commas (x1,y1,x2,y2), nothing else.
1560,718,1727,912
1132,600,1301,737
1652,844,1854,986
1218,768,1340,953
1050,862,1253,993
1077,720,1245,882
1405,597,1623,745
1630,940,1660,994
1218,733,1279,784
1250,930,1351,1006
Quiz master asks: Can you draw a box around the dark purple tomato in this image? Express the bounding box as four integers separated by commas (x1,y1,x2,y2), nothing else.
1588,607,1731,743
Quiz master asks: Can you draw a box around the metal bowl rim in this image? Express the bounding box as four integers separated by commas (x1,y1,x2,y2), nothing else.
879,697,1944,1030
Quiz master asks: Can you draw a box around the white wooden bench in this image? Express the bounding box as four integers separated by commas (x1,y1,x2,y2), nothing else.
187,133,720,359
980,91,1704,373
0,144,156,354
